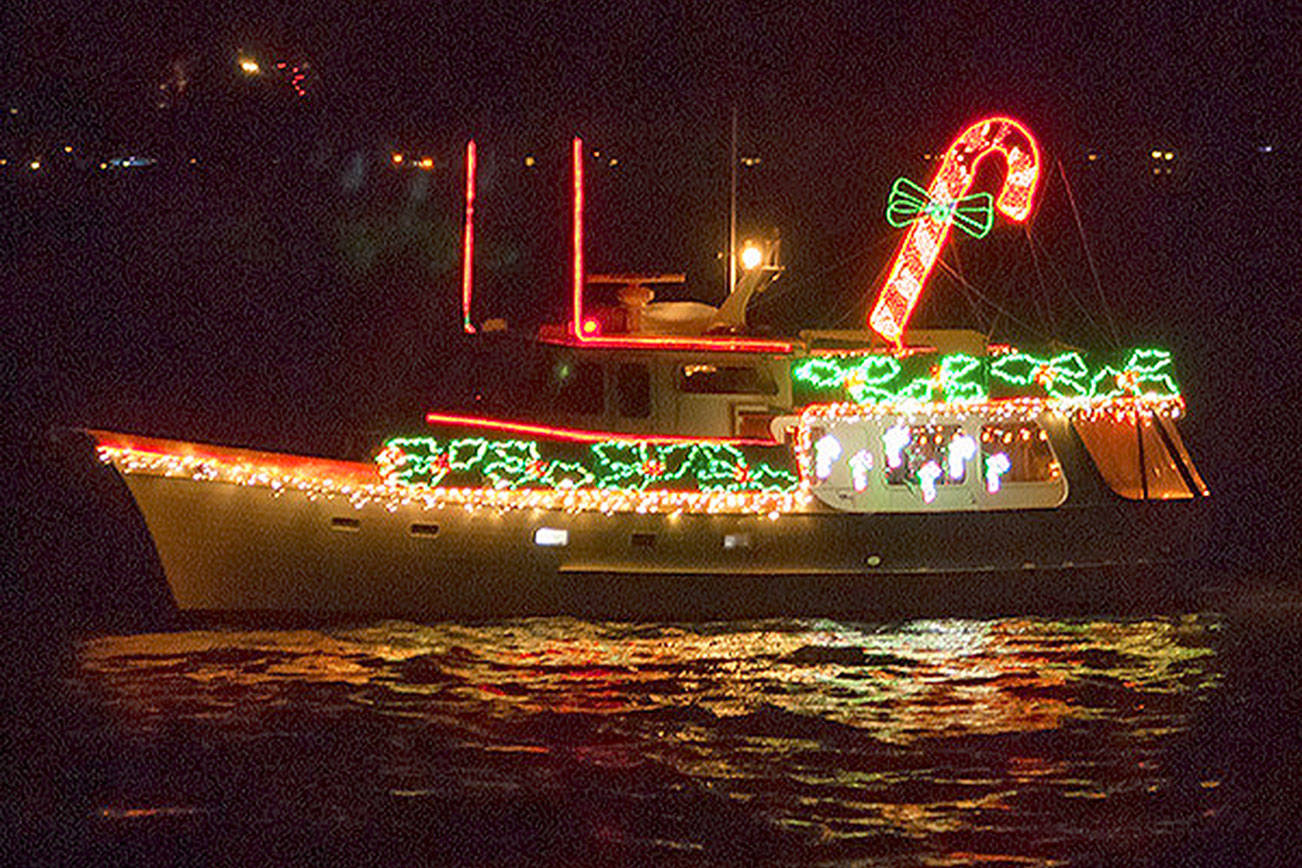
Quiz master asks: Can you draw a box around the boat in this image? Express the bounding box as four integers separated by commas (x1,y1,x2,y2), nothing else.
83,116,1211,619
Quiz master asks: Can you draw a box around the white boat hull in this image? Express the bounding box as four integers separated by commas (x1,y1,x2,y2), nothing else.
109,455,1212,619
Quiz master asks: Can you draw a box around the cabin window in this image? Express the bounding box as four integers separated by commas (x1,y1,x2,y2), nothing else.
883,424,971,487
735,409,775,440
614,363,651,418
979,423,1061,489
678,364,776,395
552,360,605,415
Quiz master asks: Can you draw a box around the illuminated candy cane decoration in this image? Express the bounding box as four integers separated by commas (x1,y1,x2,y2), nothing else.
883,423,911,469
849,449,873,492
946,434,977,480
985,452,1012,494
918,461,943,503
814,434,843,480
869,116,1041,347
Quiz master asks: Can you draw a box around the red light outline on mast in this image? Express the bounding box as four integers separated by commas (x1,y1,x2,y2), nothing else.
572,136,585,341
564,135,792,354
462,140,477,334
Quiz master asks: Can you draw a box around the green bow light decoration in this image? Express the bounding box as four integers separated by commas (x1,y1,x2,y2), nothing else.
886,177,995,239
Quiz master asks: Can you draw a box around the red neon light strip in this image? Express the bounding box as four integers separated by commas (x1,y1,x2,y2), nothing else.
424,413,778,445
572,136,584,341
868,116,1041,346
540,333,794,354
462,140,476,334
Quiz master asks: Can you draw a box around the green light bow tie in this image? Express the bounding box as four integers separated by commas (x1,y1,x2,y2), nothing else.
886,177,994,239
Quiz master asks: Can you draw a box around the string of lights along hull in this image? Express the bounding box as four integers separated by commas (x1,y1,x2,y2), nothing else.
84,113,1210,617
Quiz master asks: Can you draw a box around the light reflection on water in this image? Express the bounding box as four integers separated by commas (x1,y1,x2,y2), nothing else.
72,614,1232,864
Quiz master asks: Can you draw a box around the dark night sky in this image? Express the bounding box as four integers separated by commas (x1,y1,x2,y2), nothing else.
6,1,1288,142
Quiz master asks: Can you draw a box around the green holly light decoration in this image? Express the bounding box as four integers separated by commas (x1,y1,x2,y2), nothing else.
379,437,800,494
792,348,1180,406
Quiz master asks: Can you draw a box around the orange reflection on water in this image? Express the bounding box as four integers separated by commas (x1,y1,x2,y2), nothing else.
77,616,1216,741
74,614,1222,862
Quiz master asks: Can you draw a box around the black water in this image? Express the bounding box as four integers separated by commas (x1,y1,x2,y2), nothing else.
1,598,1296,866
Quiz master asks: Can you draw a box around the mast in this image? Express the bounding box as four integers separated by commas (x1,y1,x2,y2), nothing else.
728,106,738,298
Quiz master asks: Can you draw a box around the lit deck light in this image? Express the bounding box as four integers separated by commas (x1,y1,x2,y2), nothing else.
723,533,751,549
740,243,763,270
534,527,569,547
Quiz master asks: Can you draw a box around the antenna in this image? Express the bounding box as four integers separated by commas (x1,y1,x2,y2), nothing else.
461,140,476,334
728,107,738,298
